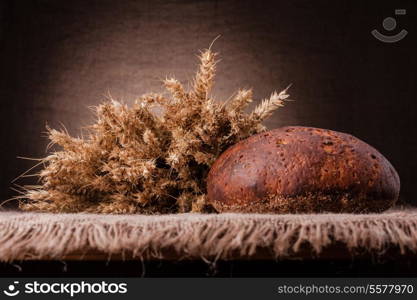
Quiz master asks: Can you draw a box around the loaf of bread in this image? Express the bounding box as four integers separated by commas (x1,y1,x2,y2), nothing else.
207,126,400,213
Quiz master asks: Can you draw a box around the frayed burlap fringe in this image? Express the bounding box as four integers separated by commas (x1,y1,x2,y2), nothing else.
0,209,417,262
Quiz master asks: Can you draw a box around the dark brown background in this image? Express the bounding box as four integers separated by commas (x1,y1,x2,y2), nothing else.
0,0,416,207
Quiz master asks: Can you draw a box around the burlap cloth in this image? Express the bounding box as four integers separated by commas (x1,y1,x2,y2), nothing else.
0,209,416,262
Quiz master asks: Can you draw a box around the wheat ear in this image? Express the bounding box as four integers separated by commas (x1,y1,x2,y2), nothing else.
193,49,217,101
250,85,291,122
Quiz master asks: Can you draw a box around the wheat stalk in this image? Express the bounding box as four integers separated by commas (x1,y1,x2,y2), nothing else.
18,44,290,214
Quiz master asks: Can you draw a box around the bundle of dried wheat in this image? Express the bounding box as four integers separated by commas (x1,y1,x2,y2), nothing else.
18,47,289,214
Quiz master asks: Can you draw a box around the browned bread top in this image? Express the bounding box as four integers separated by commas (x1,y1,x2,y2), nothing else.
207,126,400,213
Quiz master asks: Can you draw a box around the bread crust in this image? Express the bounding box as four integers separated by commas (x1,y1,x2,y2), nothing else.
207,126,400,213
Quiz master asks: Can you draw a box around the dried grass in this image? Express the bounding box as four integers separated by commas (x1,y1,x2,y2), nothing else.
18,46,289,214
